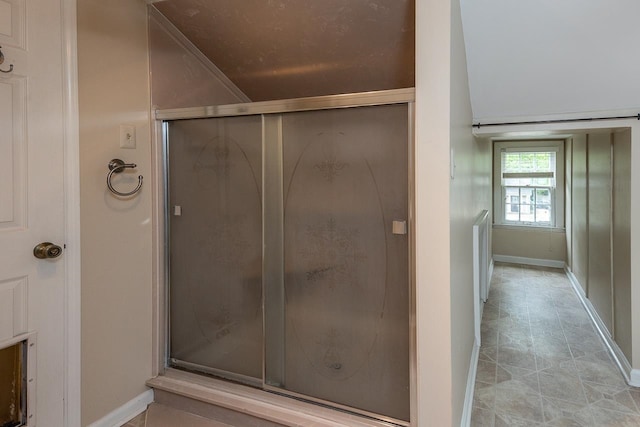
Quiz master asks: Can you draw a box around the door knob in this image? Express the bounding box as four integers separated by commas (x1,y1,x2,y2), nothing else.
33,242,63,259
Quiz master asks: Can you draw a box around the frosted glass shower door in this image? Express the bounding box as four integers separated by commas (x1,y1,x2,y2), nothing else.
167,116,263,383
271,104,410,422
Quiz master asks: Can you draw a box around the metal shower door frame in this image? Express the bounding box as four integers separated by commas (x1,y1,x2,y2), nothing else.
156,88,416,426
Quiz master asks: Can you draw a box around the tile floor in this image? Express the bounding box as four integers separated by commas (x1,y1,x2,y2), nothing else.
123,403,233,427
125,262,640,426
471,263,640,426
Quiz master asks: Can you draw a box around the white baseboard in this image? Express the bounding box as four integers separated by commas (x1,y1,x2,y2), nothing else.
493,255,565,269
460,343,480,427
564,267,586,298
88,389,154,427
629,370,640,387
488,258,495,296
564,270,633,386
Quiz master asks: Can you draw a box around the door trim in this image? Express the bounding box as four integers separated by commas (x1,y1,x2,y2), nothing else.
62,0,81,425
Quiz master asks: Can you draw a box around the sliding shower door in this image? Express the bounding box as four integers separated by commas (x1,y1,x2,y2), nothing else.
165,98,410,424
167,116,263,384
270,105,409,421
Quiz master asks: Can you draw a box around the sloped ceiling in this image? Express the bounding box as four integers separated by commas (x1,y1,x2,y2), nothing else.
153,0,414,102
460,0,640,122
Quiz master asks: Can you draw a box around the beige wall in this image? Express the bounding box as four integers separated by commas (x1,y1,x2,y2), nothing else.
631,125,640,370
148,7,250,109
416,0,490,425
78,1,153,425
568,130,632,362
415,0,453,424
449,0,492,423
78,3,253,424
613,129,632,360
565,138,573,267
587,132,613,331
493,227,566,263
75,1,489,424
571,134,589,293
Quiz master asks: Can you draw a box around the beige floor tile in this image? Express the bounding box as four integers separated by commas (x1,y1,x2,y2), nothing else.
123,411,146,427
144,403,233,427
471,406,495,426
471,265,633,427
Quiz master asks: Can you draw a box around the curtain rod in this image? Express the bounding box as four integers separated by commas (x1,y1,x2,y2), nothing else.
473,114,640,129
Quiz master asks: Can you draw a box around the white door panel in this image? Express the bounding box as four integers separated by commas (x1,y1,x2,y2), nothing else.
0,0,24,48
0,0,67,425
0,77,25,229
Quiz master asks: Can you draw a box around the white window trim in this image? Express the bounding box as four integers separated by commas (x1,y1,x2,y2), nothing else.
493,140,565,229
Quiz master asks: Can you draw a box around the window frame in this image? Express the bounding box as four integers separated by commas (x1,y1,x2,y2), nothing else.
493,140,565,229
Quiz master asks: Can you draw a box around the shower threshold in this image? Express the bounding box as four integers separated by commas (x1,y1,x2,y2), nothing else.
147,369,408,427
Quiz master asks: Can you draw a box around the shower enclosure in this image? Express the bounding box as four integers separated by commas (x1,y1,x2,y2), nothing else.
160,89,414,425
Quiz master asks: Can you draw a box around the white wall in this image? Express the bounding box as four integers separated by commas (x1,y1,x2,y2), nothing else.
460,0,640,121
78,1,153,424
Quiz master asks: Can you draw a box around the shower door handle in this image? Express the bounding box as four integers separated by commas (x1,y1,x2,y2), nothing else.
392,221,407,235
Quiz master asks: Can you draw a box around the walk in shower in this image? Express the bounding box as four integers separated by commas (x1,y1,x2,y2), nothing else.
160,89,414,425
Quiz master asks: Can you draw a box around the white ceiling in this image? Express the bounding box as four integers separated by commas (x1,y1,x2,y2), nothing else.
460,0,640,122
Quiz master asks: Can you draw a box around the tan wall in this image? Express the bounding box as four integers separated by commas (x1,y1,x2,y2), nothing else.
493,227,566,263
78,1,153,424
148,7,250,109
587,132,613,331
417,0,491,424
568,130,632,361
631,125,640,369
449,0,492,423
78,3,254,423
571,134,589,293
613,129,632,360
75,1,488,424
415,0,453,424
565,138,573,269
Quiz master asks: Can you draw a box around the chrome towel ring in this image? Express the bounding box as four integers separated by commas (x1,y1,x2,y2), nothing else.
0,46,14,73
107,158,143,197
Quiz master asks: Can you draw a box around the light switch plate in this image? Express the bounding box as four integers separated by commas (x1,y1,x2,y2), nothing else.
120,125,136,149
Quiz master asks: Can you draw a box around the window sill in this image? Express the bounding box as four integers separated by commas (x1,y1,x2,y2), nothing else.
493,224,566,233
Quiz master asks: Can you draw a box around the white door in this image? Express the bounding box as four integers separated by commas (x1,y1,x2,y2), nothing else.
0,0,74,425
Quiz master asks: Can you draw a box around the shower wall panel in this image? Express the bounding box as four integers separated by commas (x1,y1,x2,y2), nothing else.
278,105,410,421
168,116,263,381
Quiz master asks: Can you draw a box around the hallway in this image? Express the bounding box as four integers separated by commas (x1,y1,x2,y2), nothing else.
471,263,640,426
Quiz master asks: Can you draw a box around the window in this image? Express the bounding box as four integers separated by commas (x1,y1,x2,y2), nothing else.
493,140,564,228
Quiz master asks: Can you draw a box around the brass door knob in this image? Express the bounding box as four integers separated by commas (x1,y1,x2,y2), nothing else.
33,242,63,259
